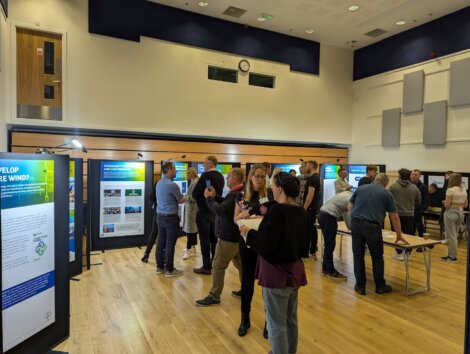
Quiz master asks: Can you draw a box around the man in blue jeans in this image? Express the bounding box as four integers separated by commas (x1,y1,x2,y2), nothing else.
348,173,408,295
156,161,186,278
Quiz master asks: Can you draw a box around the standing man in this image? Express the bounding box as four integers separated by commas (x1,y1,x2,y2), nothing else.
156,161,186,277
334,168,352,194
410,169,429,240
303,160,322,260
358,165,378,187
192,155,225,275
262,162,272,189
388,168,421,261
348,173,408,295
318,190,352,279
195,168,245,306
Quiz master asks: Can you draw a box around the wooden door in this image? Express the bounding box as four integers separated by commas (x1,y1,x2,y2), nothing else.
17,28,62,120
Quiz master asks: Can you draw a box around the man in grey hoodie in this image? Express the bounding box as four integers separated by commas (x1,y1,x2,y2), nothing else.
388,168,421,261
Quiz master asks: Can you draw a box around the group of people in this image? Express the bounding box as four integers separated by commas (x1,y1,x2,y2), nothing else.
141,159,467,353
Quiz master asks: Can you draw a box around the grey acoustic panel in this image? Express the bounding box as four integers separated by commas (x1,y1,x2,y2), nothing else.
403,70,424,113
382,108,401,147
423,100,447,145
449,57,470,107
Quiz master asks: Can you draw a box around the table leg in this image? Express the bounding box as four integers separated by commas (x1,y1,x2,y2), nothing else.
339,234,343,260
404,251,410,296
422,247,431,292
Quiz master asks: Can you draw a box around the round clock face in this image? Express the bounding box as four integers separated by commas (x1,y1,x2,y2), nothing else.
239,59,250,72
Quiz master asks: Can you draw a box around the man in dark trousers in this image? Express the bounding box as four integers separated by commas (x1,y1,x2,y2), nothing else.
348,173,408,295
195,167,244,306
192,155,225,274
302,160,321,260
410,169,429,241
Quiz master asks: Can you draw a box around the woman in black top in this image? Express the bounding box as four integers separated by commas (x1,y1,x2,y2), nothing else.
234,164,272,337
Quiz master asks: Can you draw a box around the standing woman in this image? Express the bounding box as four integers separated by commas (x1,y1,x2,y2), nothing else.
442,173,468,263
240,172,310,354
234,164,272,336
182,167,199,260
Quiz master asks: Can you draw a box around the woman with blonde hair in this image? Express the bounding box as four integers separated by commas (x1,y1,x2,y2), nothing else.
182,167,199,260
234,164,273,336
442,173,468,263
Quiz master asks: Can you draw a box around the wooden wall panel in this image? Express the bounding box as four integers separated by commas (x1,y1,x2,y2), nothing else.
10,131,349,204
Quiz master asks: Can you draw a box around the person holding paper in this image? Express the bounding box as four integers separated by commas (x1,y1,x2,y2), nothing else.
234,164,273,337
239,172,310,354
195,168,244,306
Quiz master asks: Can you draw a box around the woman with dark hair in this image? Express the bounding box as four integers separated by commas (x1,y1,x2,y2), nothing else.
234,164,272,337
442,173,468,263
240,172,310,354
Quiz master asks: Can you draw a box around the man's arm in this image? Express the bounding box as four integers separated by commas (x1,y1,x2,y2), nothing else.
389,212,408,244
303,186,315,210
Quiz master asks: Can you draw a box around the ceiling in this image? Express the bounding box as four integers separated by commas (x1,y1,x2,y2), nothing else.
148,0,470,49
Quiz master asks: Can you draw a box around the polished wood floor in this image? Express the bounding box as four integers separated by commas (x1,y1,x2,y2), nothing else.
55,232,466,354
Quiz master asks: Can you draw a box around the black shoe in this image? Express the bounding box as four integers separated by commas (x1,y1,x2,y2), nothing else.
193,267,211,275
263,321,268,339
416,247,423,253
238,312,251,336
375,284,393,294
354,285,366,295
441,256,458,263
195,296,220,307
141,255,149,263
231,290,242,298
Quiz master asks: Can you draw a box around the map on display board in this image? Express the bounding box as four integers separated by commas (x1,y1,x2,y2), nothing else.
69,160,75,262
322,164,341,203
99,161,145,238
1,160,56,352
348,165,366,190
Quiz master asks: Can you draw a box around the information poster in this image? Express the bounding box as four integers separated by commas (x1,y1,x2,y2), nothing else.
429,175,445,189
69,161,75,262
99,161,145,238
1,159,56,352
323,164,341,203
173,162,189,193
273,163,301,174
348,165,367,190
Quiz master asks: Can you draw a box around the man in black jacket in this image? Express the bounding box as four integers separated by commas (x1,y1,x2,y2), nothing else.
195,168,244,306
192,155,225,274
410,169,429,239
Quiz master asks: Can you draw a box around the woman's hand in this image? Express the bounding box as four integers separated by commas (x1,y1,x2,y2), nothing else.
239,225,251,238
237,210,251,220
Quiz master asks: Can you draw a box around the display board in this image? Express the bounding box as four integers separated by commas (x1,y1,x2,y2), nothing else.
0,153,69,354
69,159,83,277
88,160,154,251
421,170,470,211
322,164,342,203
195,162,241,197
173,162,189,194
321,164,387,204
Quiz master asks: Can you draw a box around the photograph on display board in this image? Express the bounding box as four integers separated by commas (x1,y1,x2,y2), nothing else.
99,161,146,238
1,159,56,352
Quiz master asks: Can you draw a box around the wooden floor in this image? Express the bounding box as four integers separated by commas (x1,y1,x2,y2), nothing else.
55,233,467,354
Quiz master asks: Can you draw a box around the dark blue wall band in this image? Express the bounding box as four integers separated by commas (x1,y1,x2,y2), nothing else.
354,6,470,81
0,0,7,17
89,0,320,75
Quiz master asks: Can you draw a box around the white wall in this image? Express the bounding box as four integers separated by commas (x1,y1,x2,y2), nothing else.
1,0,353,146
0,10,7,152
350,50,470,172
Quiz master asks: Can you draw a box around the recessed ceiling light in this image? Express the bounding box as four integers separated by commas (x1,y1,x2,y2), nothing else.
348,5,360,11
257,16,267,22
306,29,314,34
198,1,208,7
396,20,406,25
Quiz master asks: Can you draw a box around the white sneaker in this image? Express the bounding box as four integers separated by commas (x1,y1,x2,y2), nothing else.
392,252,404,261
190,245,197,254
182,249,191,260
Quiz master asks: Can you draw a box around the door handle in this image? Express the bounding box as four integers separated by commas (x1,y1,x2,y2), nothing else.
52,80,61,84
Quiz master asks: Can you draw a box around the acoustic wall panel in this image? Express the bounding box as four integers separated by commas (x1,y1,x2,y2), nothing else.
382,108,401,147
403,70,424,113
423,100,447,145
449,57,470,107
